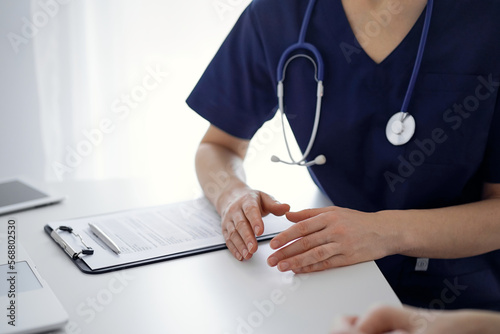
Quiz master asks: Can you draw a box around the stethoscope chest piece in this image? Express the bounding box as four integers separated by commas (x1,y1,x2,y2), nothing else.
386,112,416,146
272,0,433,165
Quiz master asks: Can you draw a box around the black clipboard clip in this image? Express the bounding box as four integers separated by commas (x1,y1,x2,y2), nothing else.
50,225,94,259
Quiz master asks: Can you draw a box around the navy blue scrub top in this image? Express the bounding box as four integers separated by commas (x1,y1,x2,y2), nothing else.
187,0,500,310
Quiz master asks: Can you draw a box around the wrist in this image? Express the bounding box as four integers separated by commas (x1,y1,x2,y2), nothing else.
374,209,414,257
213,178,250,215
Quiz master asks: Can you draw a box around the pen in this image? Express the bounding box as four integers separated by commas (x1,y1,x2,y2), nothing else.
88,223,121,254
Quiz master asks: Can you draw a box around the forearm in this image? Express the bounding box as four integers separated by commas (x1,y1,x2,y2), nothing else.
195,142,250,214
449,310,500,334
382,197,500,259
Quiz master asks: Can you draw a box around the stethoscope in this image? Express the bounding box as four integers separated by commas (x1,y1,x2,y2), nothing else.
271,0,434,167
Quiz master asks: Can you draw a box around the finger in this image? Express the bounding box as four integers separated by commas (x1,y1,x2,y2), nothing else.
330,330,362,334
292,255,347,273
234,207,259,254
222,225,244,261
355,305,414,334
275,244,337,272
270,218,325,250
331,315,360,333
241,199,265,239
225,238,243,261
225,212,254,260
267,233,332,268
260,192,290,217
343,316,359,326
286,207,334,223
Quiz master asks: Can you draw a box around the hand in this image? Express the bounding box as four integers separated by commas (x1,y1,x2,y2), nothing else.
331,305,500,334
350,305,449,334
267,206,393,273
331,306,431,334
220,189,290,261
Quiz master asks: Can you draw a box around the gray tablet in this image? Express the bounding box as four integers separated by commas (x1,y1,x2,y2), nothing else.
0,179,64,216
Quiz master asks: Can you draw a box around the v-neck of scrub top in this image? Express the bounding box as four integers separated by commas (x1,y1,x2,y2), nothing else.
319,0,427,68
287,0,430,212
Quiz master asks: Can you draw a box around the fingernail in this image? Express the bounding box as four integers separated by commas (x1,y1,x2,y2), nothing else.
270,240,279,249
242,249,249,258
236,252,243,261
247,242,254,251
278,262,289,271
267,256,278,267
254,226,261,235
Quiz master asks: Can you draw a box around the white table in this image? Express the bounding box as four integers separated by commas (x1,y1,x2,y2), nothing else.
8,177,400,333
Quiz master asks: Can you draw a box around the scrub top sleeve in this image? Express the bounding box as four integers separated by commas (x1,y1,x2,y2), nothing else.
186,3,277,140
483,92,500,183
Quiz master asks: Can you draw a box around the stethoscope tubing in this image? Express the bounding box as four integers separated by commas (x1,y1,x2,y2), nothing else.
273,0,434,166
400,0,434,118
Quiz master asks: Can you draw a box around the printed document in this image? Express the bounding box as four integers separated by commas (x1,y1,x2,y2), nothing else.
48,198,293,270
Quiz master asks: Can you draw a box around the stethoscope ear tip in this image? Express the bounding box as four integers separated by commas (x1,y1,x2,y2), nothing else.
314,155,326,165
271,154,326,167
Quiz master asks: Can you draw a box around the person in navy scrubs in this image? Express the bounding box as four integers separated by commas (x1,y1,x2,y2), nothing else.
187,0,500,310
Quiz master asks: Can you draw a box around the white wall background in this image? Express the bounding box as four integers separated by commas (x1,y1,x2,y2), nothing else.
0,0,253,184
0,0,307,207
0,0,46,181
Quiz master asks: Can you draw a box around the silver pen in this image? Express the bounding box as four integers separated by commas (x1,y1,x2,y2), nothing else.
88,223,121,254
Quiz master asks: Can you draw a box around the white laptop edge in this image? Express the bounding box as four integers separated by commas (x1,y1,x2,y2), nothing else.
0,243,69,334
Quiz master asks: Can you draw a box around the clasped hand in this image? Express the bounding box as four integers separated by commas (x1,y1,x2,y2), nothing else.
221,190,392,272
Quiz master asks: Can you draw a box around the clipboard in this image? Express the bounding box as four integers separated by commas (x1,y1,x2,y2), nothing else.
43,225,282,274
44,198,293,274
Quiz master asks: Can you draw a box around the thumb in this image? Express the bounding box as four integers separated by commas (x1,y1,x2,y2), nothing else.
259,192,290,217
286,207,333,222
